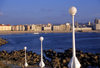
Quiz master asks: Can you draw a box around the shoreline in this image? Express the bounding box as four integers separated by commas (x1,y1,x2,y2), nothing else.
0,30,100,35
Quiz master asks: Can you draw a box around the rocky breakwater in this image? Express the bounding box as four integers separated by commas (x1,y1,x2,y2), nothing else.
0,50,51,67
0,38,8,46
0,61,10,68
0,49,100,68
44,48,100,68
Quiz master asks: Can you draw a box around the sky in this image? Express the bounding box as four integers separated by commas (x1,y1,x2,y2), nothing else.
0,0,100,25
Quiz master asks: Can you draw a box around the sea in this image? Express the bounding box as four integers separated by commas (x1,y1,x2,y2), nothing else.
0,32,100,54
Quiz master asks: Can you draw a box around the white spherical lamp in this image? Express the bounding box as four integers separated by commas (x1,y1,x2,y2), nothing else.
24,46,27,50
40,36,44,41
69,6,77,16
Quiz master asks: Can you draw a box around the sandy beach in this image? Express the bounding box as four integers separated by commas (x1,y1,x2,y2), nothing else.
0,31,71,35
0,30,100,35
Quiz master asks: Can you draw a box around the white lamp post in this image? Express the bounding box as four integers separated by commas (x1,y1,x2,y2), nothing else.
39,36,45,68
24,46,28,67
68,6,81,68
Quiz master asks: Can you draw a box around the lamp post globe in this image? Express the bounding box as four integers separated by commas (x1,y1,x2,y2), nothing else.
40,36,44,41
69,6,77,16
24,46,27,50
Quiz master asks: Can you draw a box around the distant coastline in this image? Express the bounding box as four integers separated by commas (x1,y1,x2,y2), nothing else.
0,30,100,35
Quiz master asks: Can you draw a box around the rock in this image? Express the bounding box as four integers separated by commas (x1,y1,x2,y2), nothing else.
0,38,8,46
63,59,67,64
44,49,99,67
51,57,61,68
0,61,10,68
0,49,99,67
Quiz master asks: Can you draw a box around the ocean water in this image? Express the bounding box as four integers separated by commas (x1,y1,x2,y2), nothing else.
0,32,100,54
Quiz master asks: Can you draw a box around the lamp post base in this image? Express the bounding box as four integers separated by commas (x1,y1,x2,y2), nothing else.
39,61,45,68
68,56,81,68
25,62,28,67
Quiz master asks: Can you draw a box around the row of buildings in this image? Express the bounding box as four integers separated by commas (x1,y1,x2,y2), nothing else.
74,18,100,31
0,23,71,32
0,18,100,32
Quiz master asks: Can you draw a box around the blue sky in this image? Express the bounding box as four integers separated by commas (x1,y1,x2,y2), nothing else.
0,0,100,25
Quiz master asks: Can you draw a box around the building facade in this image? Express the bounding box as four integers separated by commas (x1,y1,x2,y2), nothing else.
29,24,42,31
34,25,42,31
94,24,100,30
94,19,100,24
75,27,92,31
24,25,31,31
0,24,11,31
43,23,52,31
30,24,36,31
66,23,71,31
93,19,100,30
43,27,52,31
11,25,18,31
12,25,25,31
53,23,70,31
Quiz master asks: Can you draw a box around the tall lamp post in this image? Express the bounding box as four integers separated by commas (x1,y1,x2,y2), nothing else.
24,46,28,67
39,36,45,68
68,6,81,68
